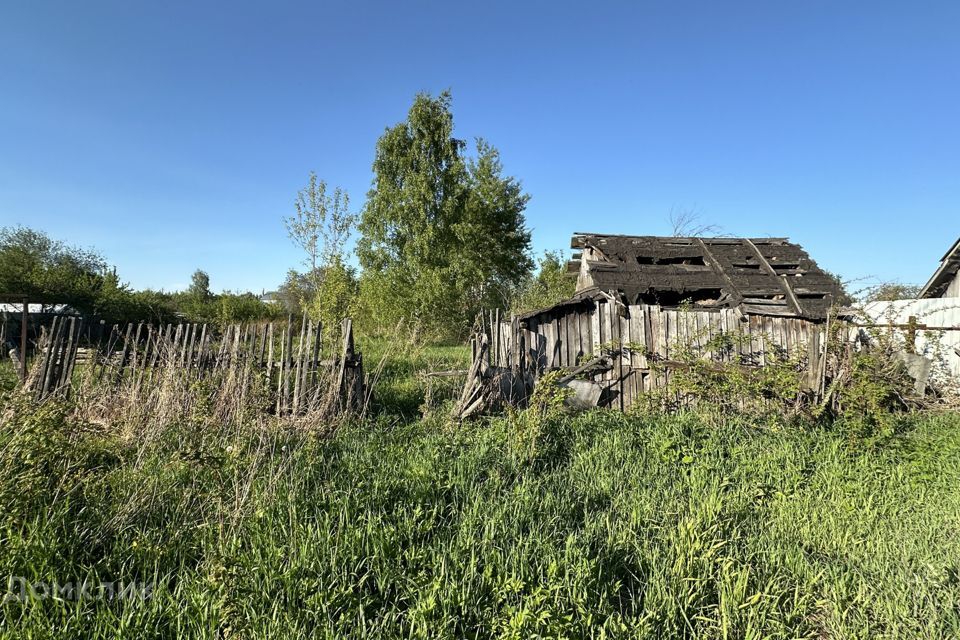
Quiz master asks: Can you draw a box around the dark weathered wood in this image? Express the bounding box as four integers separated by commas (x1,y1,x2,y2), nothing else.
275,327,286,414
254,324,265,366
478,301,838,410
61,318,83,397
40,318,61,394
612,305,624,411
21,314,364,418
510,315,520,371
281,315,294,413
185,323,198,369
742,238,804,316
293,315,309,413
39,317,64,399
57,318,76,393
335,318,353,408
266,323,275,377
309,321,322,392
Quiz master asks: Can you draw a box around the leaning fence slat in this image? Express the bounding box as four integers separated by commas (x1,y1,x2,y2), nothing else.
61,318,83,397
292,315,307,414
56,317,77,394
39,317,64,400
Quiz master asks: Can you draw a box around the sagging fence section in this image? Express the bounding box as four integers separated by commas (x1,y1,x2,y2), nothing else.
468,301,831,412
22,315,364,415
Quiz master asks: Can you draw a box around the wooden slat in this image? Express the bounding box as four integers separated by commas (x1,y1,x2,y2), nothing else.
590,305,602,356
579,309,591,364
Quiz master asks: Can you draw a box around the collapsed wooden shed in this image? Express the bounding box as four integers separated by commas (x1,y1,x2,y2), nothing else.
568,233,844,319
458,233,848,415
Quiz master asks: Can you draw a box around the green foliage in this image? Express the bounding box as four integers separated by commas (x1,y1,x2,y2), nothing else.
361,339,471,419
188,269,212,301
0,226,165,324
2,393,959,638
865,282,922,302
0,361,18,393
826,324,917,444
0,226,106,309
510,250,577,314
284,173,358,332
357,91,532,341
506,369,573,464
301,258,358,342
650,312,921,445
276,269,313,315
213,291,284,326
93,272,178,324
286,172,354,272
171,269,216,323
660,329,809,420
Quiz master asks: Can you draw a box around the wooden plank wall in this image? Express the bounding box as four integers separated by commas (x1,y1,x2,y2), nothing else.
490,303,824,409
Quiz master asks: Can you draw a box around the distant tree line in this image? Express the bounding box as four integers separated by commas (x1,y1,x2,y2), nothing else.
0,226,283,326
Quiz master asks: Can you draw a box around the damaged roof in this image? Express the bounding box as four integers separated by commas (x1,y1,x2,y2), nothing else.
568,232,845,320
919,237,960,299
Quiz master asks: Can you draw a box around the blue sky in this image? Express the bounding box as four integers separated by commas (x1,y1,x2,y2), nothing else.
2,1,958,294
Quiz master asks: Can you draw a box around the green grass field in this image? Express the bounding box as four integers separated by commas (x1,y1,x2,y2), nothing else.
2,361,959,640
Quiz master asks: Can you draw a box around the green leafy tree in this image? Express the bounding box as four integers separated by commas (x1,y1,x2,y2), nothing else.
286,173,354,272
92,270,177,324
188,270,211,301
276,269,314,315
866,283,921,302
216,292,284,326
0,226,106,309
126,289,178,324
510,251,576,314
357,91,532,340
176,269,216,322
284,173,357,337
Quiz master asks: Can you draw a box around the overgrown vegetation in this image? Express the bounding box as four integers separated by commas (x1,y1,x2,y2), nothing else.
2,299,958,637
610,309,929,446
1,384,958,638
509,251,577,315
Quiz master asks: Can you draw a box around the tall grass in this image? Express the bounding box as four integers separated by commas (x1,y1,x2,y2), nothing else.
0,361,17,394
1,388,958,638
358,339,470,418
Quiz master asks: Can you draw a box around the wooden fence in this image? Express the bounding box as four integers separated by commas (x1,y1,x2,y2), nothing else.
478,301,828,410
24,315,363,414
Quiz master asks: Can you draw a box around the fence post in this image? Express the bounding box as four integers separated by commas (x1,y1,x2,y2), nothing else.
906,315,918,354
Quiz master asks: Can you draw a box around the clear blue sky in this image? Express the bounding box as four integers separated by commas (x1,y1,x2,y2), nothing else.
2,1,958,294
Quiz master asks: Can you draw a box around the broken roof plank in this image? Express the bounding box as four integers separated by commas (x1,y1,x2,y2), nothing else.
742,238,805,316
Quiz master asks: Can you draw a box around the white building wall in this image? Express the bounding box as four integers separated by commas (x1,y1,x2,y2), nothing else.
863,298,960,378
